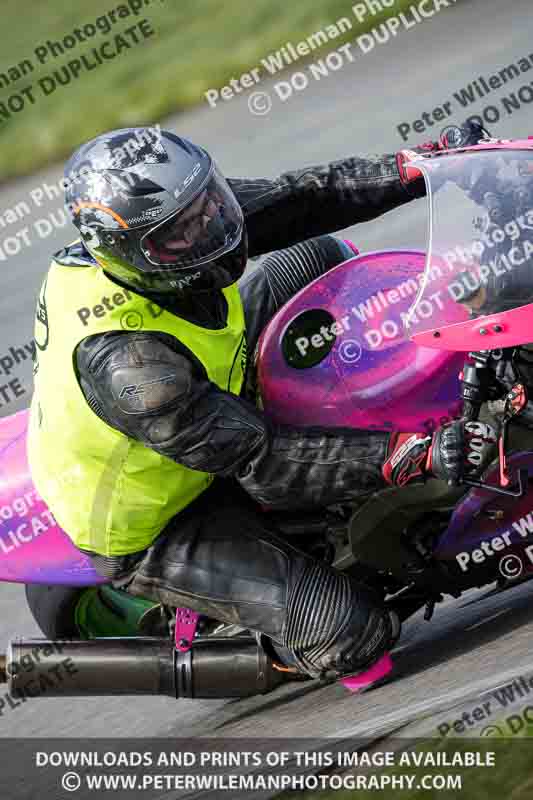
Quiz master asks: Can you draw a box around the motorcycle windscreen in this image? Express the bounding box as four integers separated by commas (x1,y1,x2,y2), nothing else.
405,149,533,351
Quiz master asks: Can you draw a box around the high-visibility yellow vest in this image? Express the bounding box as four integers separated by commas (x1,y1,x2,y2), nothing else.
28,255,246,556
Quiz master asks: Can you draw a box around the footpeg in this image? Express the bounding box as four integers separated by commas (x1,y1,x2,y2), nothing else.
175,607,200,652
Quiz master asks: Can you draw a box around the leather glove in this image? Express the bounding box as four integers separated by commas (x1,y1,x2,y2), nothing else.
383,420,497,487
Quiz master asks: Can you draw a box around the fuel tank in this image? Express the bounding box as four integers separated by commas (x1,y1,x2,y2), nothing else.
257,250,465,434
0,409,104,585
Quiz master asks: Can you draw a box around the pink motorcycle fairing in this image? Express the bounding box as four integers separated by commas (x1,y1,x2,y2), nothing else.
257,247,533,581
257,250,465,434
0,409,105,586
412,303,533,352
434,452,533,578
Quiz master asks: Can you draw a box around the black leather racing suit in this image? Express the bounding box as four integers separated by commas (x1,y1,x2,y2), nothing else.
58,152,424,677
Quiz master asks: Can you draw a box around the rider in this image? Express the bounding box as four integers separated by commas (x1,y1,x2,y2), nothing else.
27,121,495,680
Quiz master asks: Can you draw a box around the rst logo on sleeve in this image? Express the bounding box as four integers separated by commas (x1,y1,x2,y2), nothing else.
118,374,177,399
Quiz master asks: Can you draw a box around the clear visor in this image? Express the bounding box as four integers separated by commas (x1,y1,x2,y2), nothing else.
140,166,243,269
404,149,533,338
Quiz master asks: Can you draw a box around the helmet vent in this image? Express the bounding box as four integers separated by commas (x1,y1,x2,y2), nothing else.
102,170,164,197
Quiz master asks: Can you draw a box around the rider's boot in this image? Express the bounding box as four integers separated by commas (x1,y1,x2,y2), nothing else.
124,483,399,682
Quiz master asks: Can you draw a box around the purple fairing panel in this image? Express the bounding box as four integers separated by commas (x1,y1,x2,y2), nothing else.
434,452,533,575
0,409,105,586
257,251,465,434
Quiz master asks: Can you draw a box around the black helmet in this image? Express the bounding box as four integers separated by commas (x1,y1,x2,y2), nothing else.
63,127,247,294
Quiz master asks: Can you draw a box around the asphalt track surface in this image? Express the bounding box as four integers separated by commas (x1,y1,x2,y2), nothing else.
1,0,533,749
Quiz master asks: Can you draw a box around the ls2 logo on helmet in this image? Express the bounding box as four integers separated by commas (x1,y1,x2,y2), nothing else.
174,163,202,200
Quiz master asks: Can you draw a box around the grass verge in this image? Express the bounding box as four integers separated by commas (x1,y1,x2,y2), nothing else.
1,0,438,180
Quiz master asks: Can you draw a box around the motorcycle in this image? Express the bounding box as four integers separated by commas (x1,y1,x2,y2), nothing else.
3,138,533,702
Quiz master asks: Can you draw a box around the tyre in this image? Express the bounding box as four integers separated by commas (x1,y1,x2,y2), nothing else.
24,584,84,639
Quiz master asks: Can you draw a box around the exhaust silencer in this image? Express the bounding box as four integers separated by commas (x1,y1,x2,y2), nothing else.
4,636,290,699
